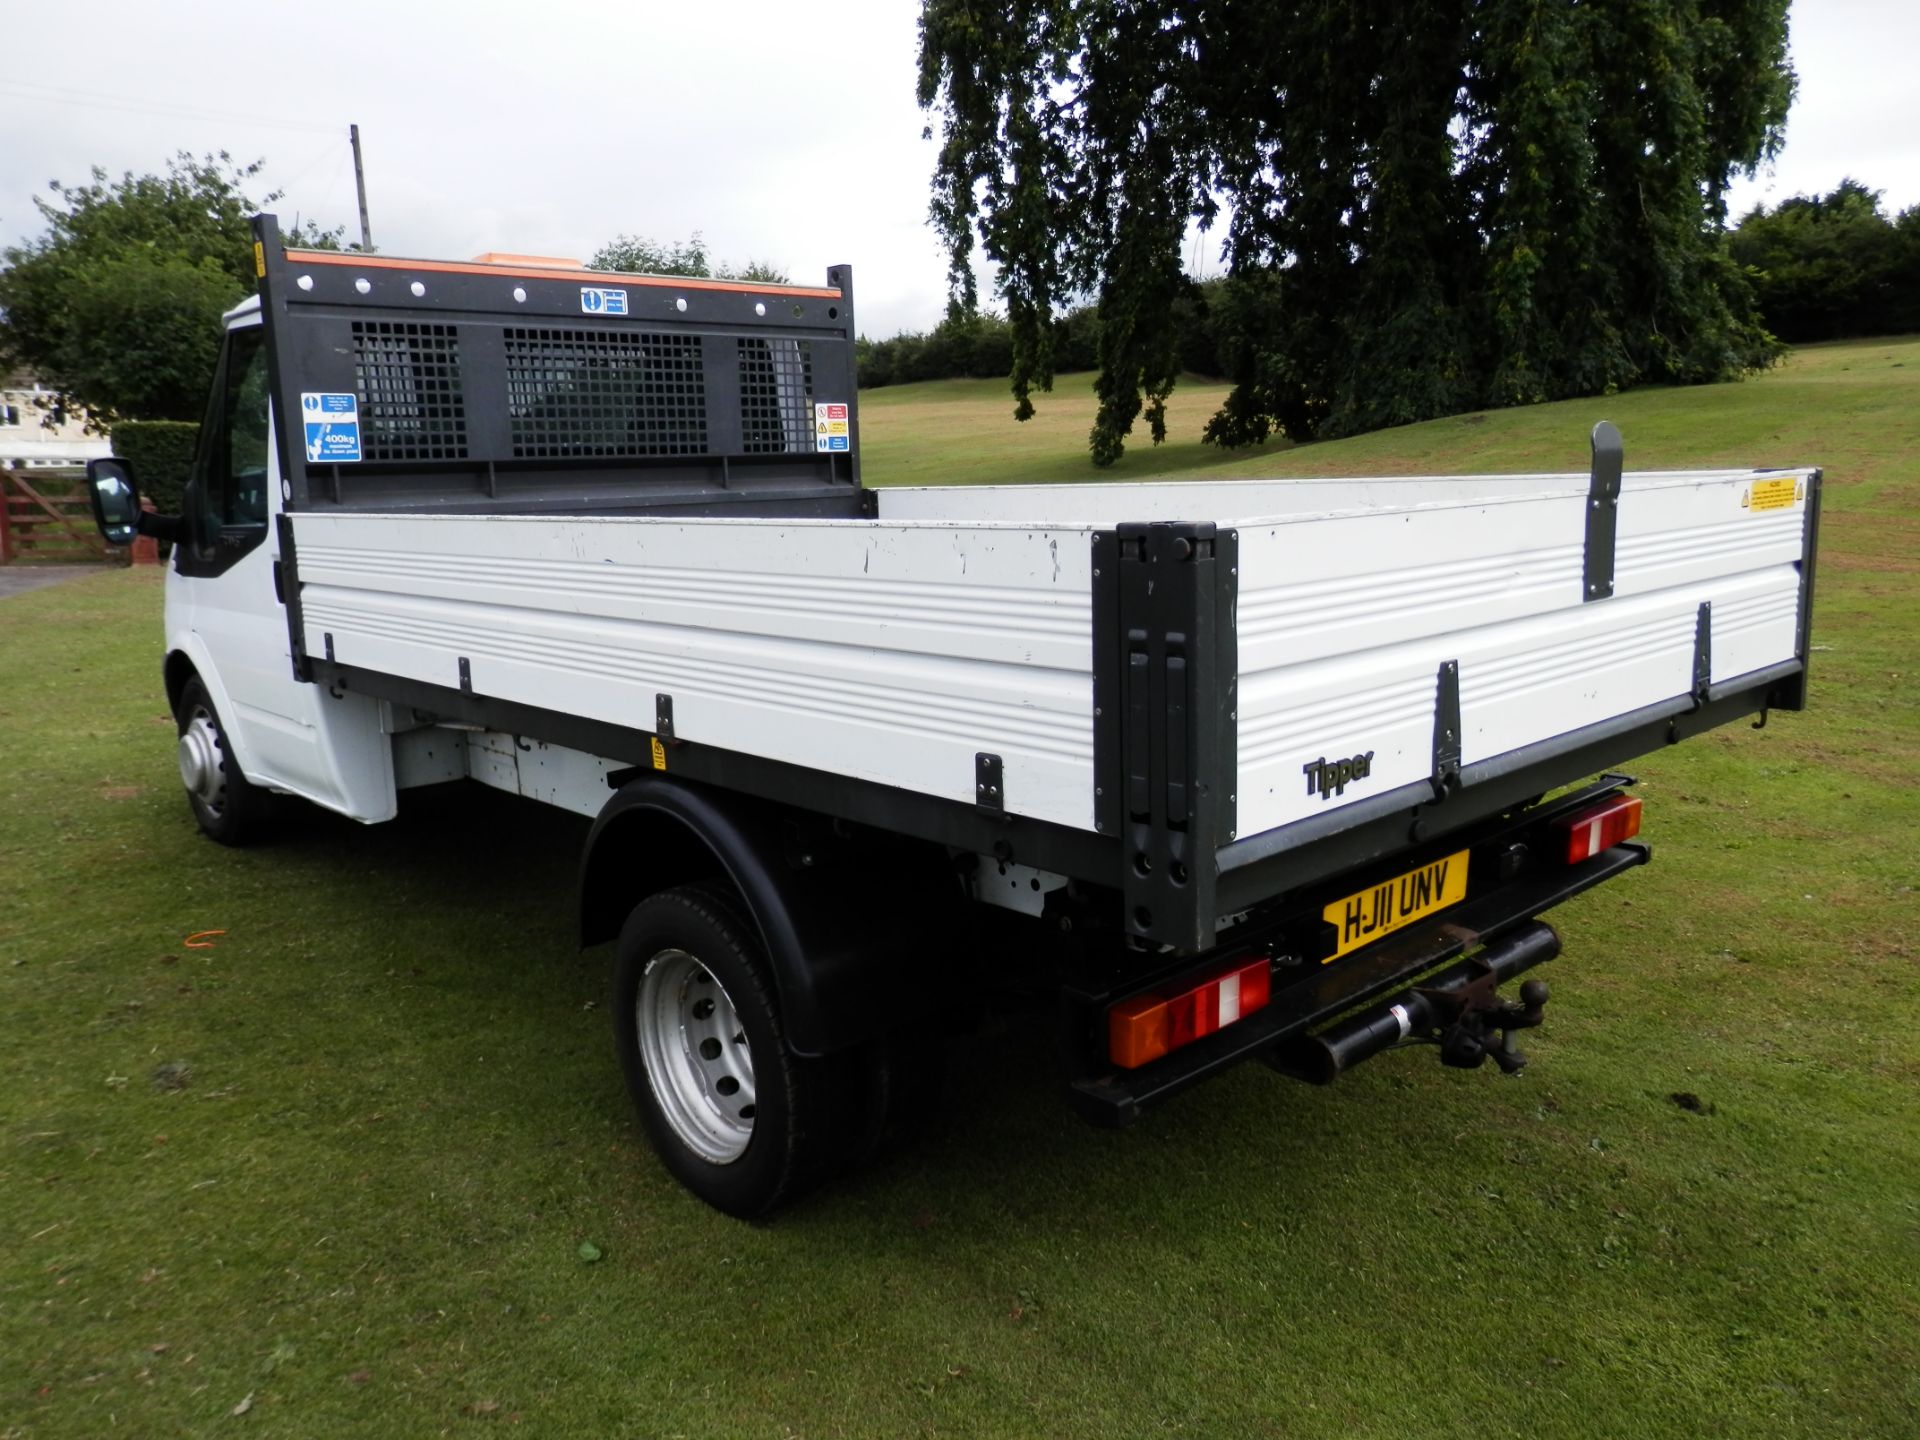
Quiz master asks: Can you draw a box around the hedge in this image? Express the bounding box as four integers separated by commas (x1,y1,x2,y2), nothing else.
855,282,1226,392
111,420,198,516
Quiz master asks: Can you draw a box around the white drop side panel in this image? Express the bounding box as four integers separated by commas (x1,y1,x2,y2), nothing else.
1233,470,1812,838
290,513,1097,828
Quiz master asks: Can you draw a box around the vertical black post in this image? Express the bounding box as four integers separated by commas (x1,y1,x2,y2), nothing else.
254,213,313,683
1772,467,1823,711
349,124,373,252
1092,522,1238,954
826,264,860,491
1583,420,1623,602
252,214,311,513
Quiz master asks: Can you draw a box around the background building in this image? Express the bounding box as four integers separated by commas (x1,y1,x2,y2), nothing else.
0,372,111,468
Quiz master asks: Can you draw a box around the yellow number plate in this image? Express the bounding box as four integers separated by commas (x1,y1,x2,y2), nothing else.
1322,850,1470,962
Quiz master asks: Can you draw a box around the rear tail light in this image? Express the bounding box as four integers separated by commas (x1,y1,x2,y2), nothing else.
1557,793,1642,865
1109,956,1272,1070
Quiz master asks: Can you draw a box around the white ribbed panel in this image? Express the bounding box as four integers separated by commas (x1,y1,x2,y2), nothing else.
1233,469,1812,838
881,473,1589,524
1708,571,1802,685
1236,498,1585,672
1239,670,1436,771
293,512,1097,828
1615,476,1807,596
1237,649,1443,834
292,463,1811,844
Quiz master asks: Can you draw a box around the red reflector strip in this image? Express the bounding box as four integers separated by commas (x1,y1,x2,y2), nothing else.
1108,957,1272,1070
1557,794,1643,865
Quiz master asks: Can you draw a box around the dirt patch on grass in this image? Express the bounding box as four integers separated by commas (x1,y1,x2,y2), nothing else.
1824,548,1920,575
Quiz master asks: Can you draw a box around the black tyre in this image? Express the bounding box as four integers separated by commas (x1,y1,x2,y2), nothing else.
174,677,271,846
612,884,860,1218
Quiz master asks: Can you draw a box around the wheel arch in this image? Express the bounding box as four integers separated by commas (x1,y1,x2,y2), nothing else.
163,649,199,718
580,776,961,1057
162,641,265,783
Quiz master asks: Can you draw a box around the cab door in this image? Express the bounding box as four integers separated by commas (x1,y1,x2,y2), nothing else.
169,321,394,819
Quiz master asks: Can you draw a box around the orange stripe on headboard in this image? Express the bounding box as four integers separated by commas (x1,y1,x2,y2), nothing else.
282,248,843,300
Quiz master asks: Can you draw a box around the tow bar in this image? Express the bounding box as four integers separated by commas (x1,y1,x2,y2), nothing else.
1274,920,1561,1084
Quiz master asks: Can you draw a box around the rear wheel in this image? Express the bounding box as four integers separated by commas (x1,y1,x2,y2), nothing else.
174,677,270,846
612,884,859,1217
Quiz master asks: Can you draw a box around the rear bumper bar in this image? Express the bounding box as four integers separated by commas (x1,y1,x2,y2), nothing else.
1272,919,1562,1083
1066,839,1650,1127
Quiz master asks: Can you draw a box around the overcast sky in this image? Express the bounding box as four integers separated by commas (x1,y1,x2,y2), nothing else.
4,0,1915,340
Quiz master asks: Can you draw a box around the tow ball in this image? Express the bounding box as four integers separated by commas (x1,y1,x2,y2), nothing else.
1427,972,1551,1074
1277,920,1562,1084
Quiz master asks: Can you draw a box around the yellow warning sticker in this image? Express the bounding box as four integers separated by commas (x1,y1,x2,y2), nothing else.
254,240,266,278
1747,477,1798,513
650,736,667,771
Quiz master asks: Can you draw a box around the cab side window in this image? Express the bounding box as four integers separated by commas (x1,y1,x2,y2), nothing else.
214,327,271,528
179,326,272,578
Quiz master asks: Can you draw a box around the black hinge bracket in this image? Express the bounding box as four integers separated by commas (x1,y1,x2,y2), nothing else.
458,657,472,694
1692,602,1712,705
274,512,312,683
1584,420,1623,602
1432,659,1462,798
323,632,335,662
655,692,675,741
975,752,1005,816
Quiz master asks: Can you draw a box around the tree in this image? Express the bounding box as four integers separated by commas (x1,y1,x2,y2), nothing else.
0,152,344,423
1729,180,1920,342
590,232,790,284
918,1,1795,464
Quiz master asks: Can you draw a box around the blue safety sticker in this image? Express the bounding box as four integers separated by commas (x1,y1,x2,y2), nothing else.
300,392,362,463
580,286,629,316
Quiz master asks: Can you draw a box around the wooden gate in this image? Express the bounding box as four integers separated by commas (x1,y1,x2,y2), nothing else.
0,471,116,565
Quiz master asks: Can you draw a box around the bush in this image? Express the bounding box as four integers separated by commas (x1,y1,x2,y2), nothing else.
1729,180,1920,343
112,419,199,516
858,312,1019,390
856,282,1226,392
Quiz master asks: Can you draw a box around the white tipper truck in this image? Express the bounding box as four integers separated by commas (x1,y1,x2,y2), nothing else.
86,216,1822,1215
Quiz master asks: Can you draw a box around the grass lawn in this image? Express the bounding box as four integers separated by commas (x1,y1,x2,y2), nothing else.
3,339,1916,1438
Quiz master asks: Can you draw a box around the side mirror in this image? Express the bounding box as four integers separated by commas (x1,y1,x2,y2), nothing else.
86,457,142,546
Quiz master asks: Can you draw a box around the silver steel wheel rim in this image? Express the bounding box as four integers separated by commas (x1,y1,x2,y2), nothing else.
178,709,227,815
636,948,757,1165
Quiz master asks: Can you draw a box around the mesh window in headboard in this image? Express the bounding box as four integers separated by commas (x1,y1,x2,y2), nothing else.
504,328,708,459
350,321,468,462
737,338,814,454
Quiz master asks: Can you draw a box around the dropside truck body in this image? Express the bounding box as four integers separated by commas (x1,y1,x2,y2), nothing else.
90,215,1822,1214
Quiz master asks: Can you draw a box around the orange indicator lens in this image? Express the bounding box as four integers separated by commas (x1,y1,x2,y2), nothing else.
1108,957,1272,1070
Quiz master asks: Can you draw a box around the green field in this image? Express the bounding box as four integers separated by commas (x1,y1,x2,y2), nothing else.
3,340,1916,1438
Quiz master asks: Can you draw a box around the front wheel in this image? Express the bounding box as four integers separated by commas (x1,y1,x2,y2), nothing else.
612,884,859,1218
174,676,271,846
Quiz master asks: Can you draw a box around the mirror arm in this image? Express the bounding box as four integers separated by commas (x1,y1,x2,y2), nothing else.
135,509,184,543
